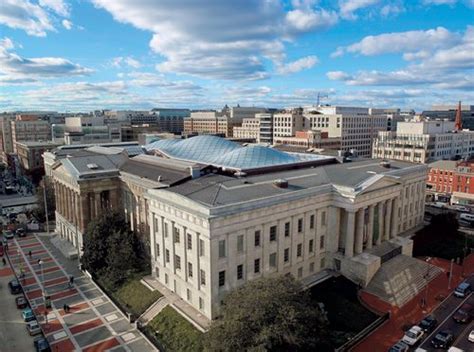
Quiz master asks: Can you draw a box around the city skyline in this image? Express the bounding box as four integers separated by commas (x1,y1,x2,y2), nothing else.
1,0,473,112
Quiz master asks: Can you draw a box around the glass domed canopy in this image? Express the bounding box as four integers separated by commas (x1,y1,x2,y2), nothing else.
145,135,323,170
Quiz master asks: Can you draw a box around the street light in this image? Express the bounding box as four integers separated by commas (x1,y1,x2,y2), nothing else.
448,258,454,290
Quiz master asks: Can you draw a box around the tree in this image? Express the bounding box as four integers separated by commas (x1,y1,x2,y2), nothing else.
82,211,143,288
205,276,330,352
33,178,56,222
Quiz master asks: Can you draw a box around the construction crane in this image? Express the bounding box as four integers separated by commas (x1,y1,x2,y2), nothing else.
316,92,328,107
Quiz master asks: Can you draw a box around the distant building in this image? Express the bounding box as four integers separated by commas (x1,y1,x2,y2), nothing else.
16,140,60,180
273,130,341,150
422,103,474,130
11,115,51,154
53,115,121,145
426,159,474,205
372,120,474,163
0,113,15,163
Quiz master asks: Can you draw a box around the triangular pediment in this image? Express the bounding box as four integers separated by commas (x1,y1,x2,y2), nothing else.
354,174,401,195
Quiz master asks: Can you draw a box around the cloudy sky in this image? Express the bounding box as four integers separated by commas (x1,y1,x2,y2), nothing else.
0,0,473,112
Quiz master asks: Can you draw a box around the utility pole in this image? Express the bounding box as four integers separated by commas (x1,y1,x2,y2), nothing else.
42,179,50,235
448,258,454,289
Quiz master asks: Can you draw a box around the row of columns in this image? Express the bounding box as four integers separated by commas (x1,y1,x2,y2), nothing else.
344,196,401,258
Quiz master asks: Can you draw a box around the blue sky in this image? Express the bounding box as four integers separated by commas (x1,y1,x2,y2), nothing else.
0,0,473,112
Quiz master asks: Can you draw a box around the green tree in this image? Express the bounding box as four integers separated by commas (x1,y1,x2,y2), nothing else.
205,276,330,352
33,178,56,221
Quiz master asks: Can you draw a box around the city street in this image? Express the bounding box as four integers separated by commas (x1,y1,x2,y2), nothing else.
5,233,156,352
0,266,35,352
416,274,474,351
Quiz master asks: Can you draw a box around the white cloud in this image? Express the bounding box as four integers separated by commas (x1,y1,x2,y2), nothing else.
326,71,352,80
111,56,141,69
0,0,55,37
380,4,404,17
422,0,457,4
62,19,73,30
338,0,379,19
91,0,337,80
0,38,15,50
276,56,318,75
39,0,70,17
127,72,203,91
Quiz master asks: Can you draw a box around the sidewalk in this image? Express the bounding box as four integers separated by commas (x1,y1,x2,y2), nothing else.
352,254,474,352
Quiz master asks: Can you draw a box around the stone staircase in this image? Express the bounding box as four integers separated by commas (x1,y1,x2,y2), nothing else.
364,255,443,307
50,235,78,259
138,296,169,326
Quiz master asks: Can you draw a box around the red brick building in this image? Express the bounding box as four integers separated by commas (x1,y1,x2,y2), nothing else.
427,159,474,205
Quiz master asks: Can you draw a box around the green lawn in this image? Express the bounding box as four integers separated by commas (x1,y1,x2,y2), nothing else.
147,306,204,352
113,278,162,317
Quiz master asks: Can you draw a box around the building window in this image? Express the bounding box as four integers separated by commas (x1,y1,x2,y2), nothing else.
284,248,290,262
165,273,168,284
199,297,204,310
254,230,261,247
187,289,191,301
320,257,326,269
320,236,325,249
269,253,277,267
174,228,180,243
270,226,277,241
237,264,243,280
321,211,327,226
164,223,169,237
254,258,260,273
200,269,206,286
284,222,290,237
237,234,244,253
219,239,226,258
310,215,315,229
187,233,192,250
309,239,314,253
297,218,303,232
309,262,315,272
155,243,160,258
174,255,181,270
188,262,193,277
219,270,225,287
297,243,302,257
298,267,303,278
165,249,170,263
199,239,205,256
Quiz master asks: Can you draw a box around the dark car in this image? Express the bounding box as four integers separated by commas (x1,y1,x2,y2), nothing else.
419,315,437,332
16,228,26,237
3,230,14,240
33,337,51,352
388,341,409,352
8,279,22,294
15,296,28,309
431,330,454,349
453,303,473,323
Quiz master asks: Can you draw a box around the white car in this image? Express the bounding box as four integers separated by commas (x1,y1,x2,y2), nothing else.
469,330,474,343
402,326,424,346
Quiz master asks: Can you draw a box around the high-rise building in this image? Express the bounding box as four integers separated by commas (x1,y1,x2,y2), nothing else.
11,115,51,154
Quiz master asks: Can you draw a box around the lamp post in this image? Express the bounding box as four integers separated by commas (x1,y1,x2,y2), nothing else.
448,258,454,290
42,180,50,235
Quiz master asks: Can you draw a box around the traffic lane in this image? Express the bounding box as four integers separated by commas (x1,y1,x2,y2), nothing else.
418,294,474,351
453,321,473,351
0,270,35,352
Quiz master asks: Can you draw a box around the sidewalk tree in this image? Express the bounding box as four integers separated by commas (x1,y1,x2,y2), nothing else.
33,178,56,222
205,276,331,352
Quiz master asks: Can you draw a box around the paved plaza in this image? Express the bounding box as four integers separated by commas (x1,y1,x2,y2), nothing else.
5,233,157,352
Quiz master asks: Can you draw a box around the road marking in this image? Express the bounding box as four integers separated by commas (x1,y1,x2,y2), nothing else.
121,332,136,342
53,330,68,340
105,313,119,322
92,298,104,305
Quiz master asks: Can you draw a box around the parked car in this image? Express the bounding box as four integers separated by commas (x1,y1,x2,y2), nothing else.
21,307,35,322
388,340,409,352
431,202,447,209
431,330,454,349
8,279,22,294
454,282,472,298
453,303,473,323
468,330,474,343
402,326,424,346
26,320,41,336
460,213,474,222
453,205,470,213
15,296,28,309
0,242,3,256
15,228,26,237
3,230,14,239
419,315,437,332
34,337,51,352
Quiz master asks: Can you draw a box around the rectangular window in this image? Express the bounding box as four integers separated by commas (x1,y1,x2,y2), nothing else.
254,230,261,247
156,243,160,257
237,234,244,253
309,239,314,253
309,262,315,272
199,297,204,310
297,243,302,257
237,264,243,280
284,248,290,262
320,235,325,249
284,222,290,237
310,215,315,229
321,211,327,226
254,258,260,273
219,239,226,258
320,257,326,269
187,289,191,301
200,269,206,286
174,228,180,243
269,253,277,267
174,255,181,270
165,249,170,263
199,239,205,256
165,273,168,284
187,233,192,250
298,267,303,278
270,226,277,241
219,270,225,287
164,222,169,237
298,218,303,232
188,262,193,277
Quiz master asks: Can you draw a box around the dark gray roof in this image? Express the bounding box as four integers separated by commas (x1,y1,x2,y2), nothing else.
120,159,191,185
62,153,126,178
168,159,421,207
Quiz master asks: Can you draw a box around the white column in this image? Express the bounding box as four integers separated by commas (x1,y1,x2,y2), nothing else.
377,202,384,245
367,205,375,250
355,208,365,254
391,197,400,238
384,199,392,240
345,210,356,258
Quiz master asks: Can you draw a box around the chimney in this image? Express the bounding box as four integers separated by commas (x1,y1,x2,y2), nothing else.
455,100,463,131
189,166,200,179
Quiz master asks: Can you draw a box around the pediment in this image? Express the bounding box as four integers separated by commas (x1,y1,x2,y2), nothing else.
354,174,401,195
